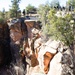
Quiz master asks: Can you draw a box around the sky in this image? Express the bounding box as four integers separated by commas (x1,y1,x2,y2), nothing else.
0,0,68,11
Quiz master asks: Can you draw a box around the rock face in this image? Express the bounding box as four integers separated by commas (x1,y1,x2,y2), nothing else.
47,48,74,75
0,20,12,67
0,19,74,75
27,39,74,75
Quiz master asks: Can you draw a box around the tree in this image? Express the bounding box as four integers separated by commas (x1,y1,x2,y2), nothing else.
2,8,5,18
38,2,74,47
37,3,50,33
67,0,75,11
9,0,21,18
50,0,60,10
5,11,10,19
0,8,5,19
26,4,37,14
42,9,57,38
46,9,73,46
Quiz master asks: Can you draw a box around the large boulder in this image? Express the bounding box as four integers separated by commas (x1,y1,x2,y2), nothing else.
47,47,74,75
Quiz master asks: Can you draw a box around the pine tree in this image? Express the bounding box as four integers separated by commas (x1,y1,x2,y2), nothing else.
9,0,21,18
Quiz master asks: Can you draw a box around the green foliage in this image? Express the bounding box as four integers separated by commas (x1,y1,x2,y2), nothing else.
42,9,56,36
9,0,21,18
26,4,37,14
0,18,6,24
0,8,5,19
46,10,73,46
37,3,50,27
0,18,4,22
0,9,10,19
38,5,50,39
67,0,75,8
